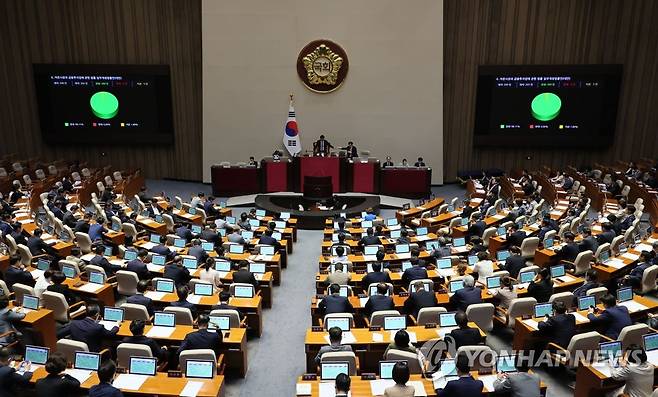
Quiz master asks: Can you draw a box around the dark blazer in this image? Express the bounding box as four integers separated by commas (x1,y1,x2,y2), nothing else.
27,236,52,256
74,220,90,234
597,230,616,245
364,295,394,317
468,221,487,239
258,235,278,247
318,294,354,315
90,255,117,276
359,235,381,246
527,279,553,303
537,226,552,241
573,281,600,299
362,271,391,291
5,266,35,289
171,300,198,319
89,382,124,397
436,375,484,397
10,230,27,246
35,373,80,397
620,215,636,231
211,303,243,320
0,365,32,397
122,335,166,359
461,206,475,219
557,243,580,262
88,223,107,241
188,246,209,264
502,255,525,279
449,286,482,312
203,201,220,217
62,212,78,228
232,269,258,288
579,236,599,253
47,284,77,304
126,294,155,316
151,244,174,259
538,313,576,348
404,290,438,317
627,262,652,288
199,230,221,245
401,266,428,286
175,226,194,242
68,317,119,352
587,305,632,339
449,326,484,349
126,259,150,280
177,328,223,355
506,231,527,248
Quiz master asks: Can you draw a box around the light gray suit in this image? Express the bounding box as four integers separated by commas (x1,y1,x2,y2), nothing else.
0,308,25,343
493,372,541,397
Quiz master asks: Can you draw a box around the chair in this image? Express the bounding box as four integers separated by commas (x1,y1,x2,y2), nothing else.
48,165,58,175
414,307,447,325
59,260,80,276
120,303,150,321
116,270,139,296
322,313,355,330
42,291,86,323
450,197,459,208
3,234,17,256
162,214,175,232
13,284,35,303
520,237,540,259
517,265,540,277
56,339,89,363
74,232,93,254
586,287,608,301
320,351,358,375
0,280,12,298
164,306,194,325
71,172,81,182
81,168,91,178
385,349,423,373
23,175,32,186
549,292,575,310
209,309,244,328
16,244,37,266
179,349,218,374
495,297,537,328
117,343,153,368
617,324,650,349
85,264,107,278
543,230,556,244
113,171,123,182
408,279,434,293
610,235,624,254
35,169,46,180
367,310,401,328
548,331,600,368
639,265,658,294
466,303,495,332
366,283,394,296
455,346,495,372
594,243,610,262
122,223,138,242
564,250,593,276
481,227,496,247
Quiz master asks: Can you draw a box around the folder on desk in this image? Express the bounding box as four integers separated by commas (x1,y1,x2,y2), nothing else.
64,369,93,384
147,264,164,272
112,374,149,390
144,291,167,300
146,326,175,338
77,283,104,293
296,383,312,396
180,381,205,397
140,242,157,250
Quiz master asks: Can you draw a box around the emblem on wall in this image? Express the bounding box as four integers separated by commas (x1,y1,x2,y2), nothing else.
296,40,349,93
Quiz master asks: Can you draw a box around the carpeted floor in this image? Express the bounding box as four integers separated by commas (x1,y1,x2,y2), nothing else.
144,179,590,397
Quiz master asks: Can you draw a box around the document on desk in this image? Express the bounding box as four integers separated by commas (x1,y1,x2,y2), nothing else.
591,362,613,377
477,374,498,392
296,383,312,395
318,382,348,397
621,252,640,261
390,330,416,343
647,350,658,365
635,243,653,252
522,319,540,330
415,235,431,242
408,380,427,396
604,259,627,269
187,295,202,304
572,312,590,324
491,214,505,220
77,283,104,293
147,264,164,272
371,332,384,342
99,320,119,331
362,255,377,262
619,300,647,313
140,242,157,250
112,374,149,390
110,259,126,266
64,369,93,384
144,291,167,300
359,297,369,307
370,379,395,395
30,269,44,280
146,326,175,338
437,326,457,338
80,253,96,262
180,381,205,397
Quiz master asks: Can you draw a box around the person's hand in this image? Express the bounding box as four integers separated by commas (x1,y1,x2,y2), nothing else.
588,307,595,315
162,346,168,350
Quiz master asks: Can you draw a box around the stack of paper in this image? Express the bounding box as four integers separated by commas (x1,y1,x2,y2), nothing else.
324,332,356,344
591,362,613,377
621,252,640,261
99,320,119,331
522,319,540,330
408,380,427,396
146,326,174,338
77,283,104,293
147,264,164,272
144,291,167,300
604,259,627,269
64,369,93,384
478,374,498,392
619,300,647,313
296,383,312,395
112,374,149,390
371,332,384,342
187,295,202,304
572,312,590,323
180,381,205,397
370,379,396,395
80,253,96,261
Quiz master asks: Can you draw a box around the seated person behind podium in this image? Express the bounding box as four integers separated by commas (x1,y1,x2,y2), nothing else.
621,251,653,289
384,361,415,397
537,301,576,350
90,245,120,276
403,283,437,318
382,156,394,168
68,304,119,352
126,280,155,316
232,260,259,288
610,344,654,397
0,346,32,396
177,314,223,356
449,275,482,312
89,360,123,397
527,268,553,303
171,285,198,319
414,157,426,167
587,293,632,339
164,255,192,287
314,326,353,366
326,262,351,286
126,249,151,280
313,134,333,156
385,329,418,356
365,283,394,317
450,311,483,349
340,141,358,159
35,352,80,397
122,319,167,360
362,255,391,290
401,257,428,286
318,283,353,315
436,352,484,397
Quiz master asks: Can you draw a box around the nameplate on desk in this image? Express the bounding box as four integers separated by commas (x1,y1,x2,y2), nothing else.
311,326,323,332
399,292,409,297
369,326,381,332
167,370,182,378
302,374,317,381
424,323,437,328
361,373,376,380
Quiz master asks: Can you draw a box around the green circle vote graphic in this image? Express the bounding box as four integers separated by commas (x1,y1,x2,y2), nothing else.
90,91,119,119
531,92,561,121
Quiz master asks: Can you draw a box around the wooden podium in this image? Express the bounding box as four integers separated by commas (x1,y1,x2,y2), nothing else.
303,176,333,199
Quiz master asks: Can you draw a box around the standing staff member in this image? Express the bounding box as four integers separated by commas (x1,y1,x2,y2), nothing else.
313,134,333,156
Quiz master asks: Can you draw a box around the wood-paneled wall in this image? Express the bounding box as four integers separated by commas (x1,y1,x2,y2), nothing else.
0,0,202,180
444,0,658,181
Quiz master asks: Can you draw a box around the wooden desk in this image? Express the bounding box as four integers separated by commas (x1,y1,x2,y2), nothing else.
574,362,644,397
395,198,445,224
226,252,282,286
63,277,116,306
10,307,57,350
29,366,225,396
116,321,248,378
318,251,432,270
420,210,463,232
172,209,203,225
320,234,438,255
451,211,510,238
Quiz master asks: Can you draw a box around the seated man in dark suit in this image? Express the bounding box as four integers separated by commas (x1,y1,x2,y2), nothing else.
68,305,119,352
318,283,354,315
460,200,475,219
403,284,438,318
621,251,653,288
449,275,482,312
467,237,487,256
578,227,599,253
527,268,553,303
572,269,600,302
151,235,174,260
556,232,580,263
359,228,380,247
436,352,484,397
361,259,391,291
163,256,192,287
176,314,223,356
536,219,553,241
175,224,194,242
619,205,636,232
467,215,487,242
170,285,198,319
10,223,27,246
401,258,428,286
27,228,55,256
232,260,258,288
587,294,632,339
62,205,79,228
203,196,220,218
449,311,483,349
506,223,526,249
4,255,35,289
74,213,92,234
0,346,33,395
88,218,108,242
126,249,151,280
258,228,279,250
199,223,221,246
597,222,616,245
188,239,209,264
46,271,78,305
89,245,120,276
211,291,243,320
501,246,525,279
121,319,167,360
126,280,155,315
364,283,394,318
537,301,576,350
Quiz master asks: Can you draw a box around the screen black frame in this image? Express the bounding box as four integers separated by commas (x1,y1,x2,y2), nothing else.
33,63,174,145
473,64,622,148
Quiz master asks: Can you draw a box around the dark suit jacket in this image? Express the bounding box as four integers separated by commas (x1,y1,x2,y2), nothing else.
362,271,391,291
449,326,484,348
27,236,52,255
35,373,80,397
628,262,652,287
579,236,599,253
62,212,78,228
468,221,487,239
176,226,194,242
502,255,525,279
573,281,600,299
527,279,553,303
199,230,220,245
47,284,77,304
122,335,166,359
171,300,198,319
449,286,482,312
188,246,209,263
126,259,150,280
126,293,155,315
557,243,580,262
506,231,527,248
538,313,576,348
74,220,90,234
258,235,278,247
359,235,380,246
436,375,484,397
5,266,35,289
90,255,118,276
597,230,616,245
587,305,632,339
177,328,223,355
537,227,552,241
89,382,123,397
151,244,173,259
364,295,394,317
233,269,258,288
401,266,428,286
0,365,32,397
163,264,191,287
203,201,219,217
318,294,353,315
461,206,475,219
404,290,438,317
68,317,119,352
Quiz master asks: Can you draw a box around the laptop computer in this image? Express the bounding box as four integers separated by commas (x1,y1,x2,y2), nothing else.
103,246,113,256
518,271,535,284
249,263,266,274
241,230,254,240
191,225,202,234
325,317,351,332
386,218,398,227
151,254,166,266
22,295,40,310
280,212,290,220
24,345,49,365
468,255,478,266
202,242,214,252
361,220,373,228
534,303,553,318
617,287,633,302
395,244,410,254
255,209,266,217
598,341,622,361
453,237,466,247
436,258,452,269
155,279,175,293
209,315,231,331
426,240,439,251
194,283,214,296
182,257,198,270
643,333,658,352
401,261,412,272
369,285,390,296
153,311,176,327
88,271,104,285
390,229,402,239
439,312,457,327
379,360,404,379
36,258,50,271
234,285,254,298
496,355,517,373
486,276,501,290
320,362,349,381
496,250,510,262
174,238,186,248
62,264,76,279
229,244,244,254
186,359,215,379
129,356,157,376
416,227,428,236
74,351,101,371
383,315,407,331
260,245,275,256
449,280,464,293
214,259,232,272
103,307,124,322
578,295,596,311
497,226,506,236
364,245,379,256
149,233,161,244
124,250,138,261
